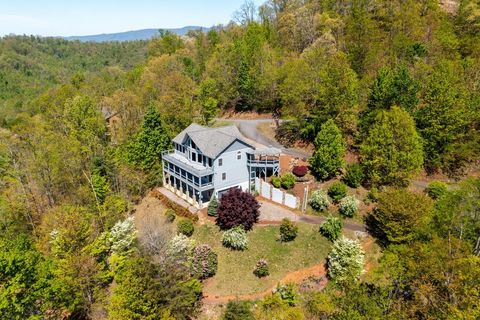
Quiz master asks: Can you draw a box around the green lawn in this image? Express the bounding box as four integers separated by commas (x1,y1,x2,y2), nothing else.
192,222,331,296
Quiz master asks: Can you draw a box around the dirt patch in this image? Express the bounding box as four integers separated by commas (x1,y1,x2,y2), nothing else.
133,194,167,224
344,150,359,164
257,121,277,143
438,0,459,14
279,154,309,174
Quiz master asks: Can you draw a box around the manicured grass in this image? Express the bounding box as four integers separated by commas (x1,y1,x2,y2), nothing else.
192,222,331,296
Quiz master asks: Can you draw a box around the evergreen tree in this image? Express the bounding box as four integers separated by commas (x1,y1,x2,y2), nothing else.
362,65,419,131
368,65,419,113
309,119,346,180
91,172,109,205
360,106,423,186
126,105,171,172
207,195,218,217
415,61,471,173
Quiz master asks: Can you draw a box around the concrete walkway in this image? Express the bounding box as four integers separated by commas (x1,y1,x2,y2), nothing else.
156,187,199,214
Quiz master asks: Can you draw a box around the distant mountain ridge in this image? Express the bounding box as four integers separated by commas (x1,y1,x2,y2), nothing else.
65,26,209,42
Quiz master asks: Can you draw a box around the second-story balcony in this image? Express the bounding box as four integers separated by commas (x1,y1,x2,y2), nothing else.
247,147,281,168
247,158,279,167
162,150,214,177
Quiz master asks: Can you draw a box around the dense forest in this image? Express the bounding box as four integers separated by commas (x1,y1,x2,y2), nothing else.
0,0,479,319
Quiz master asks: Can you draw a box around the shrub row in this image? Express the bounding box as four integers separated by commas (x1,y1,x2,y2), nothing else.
272,173,296,190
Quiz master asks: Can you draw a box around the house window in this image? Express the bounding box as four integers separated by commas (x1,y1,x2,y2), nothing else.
198,154,202,163
208,158,212,167
237,151,241,160
222,172,226,180
192,153,196,162
191,140,196,149
218,158,223,166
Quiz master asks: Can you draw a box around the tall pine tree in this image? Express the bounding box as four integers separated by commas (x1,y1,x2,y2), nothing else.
126,105,171,186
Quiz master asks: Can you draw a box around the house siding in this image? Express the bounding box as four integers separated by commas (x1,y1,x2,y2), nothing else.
213,140,251,194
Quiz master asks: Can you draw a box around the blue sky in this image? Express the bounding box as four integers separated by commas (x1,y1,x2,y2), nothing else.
0,0,263,37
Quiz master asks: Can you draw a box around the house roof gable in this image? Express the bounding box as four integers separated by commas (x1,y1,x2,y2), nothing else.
172,123,253,158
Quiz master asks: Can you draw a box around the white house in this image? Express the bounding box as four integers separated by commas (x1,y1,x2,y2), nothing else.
162,123,280,208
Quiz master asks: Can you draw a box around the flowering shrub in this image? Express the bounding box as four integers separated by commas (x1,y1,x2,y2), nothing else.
165,208,176,223
191,244,217,279
328,182,347,203
309,190,330,212
109,217,137,255
292,165,308,177
177,218,194,237
222,225,248,250
253,259,270,278
338,196,359,217
279,218,298,242
167,234,195,266
327,237,365,283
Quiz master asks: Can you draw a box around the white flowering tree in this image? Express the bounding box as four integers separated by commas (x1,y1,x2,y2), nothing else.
167,234,196,266
339,195,359,217
222,225,248,250
309,190,330,211
109,217,137,255
327,237,365,283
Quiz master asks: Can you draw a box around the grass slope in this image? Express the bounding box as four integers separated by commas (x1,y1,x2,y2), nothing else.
193,222,331,296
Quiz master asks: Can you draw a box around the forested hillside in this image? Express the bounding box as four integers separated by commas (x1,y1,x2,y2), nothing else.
0,36,147,124
0,0,479,319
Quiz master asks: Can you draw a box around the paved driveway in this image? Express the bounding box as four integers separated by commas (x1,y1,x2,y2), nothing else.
217,118,311,159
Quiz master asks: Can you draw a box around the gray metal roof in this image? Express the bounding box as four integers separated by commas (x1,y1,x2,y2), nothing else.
172,123,252,159
172,123,204,144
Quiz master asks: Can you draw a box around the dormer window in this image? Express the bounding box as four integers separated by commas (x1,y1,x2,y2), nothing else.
218,158,223,166
191,140,196,149
237,151,241,160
